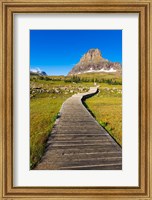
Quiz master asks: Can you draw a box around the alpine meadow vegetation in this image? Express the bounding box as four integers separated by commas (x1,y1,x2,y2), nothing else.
30,72,122,168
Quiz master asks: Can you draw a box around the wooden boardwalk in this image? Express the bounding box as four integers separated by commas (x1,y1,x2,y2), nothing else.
35,87,122,170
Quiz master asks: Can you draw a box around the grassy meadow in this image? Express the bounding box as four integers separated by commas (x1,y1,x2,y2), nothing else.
85,84,122,145
30,72,122,169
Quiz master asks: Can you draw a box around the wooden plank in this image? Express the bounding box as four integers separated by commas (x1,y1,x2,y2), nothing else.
35,87,122,170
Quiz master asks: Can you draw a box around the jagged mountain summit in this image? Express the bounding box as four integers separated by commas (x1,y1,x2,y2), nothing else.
68,48,122,75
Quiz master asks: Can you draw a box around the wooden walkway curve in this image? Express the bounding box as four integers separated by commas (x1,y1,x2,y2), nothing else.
35,87,122,170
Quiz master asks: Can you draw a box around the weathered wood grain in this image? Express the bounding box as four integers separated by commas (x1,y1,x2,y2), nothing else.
35,87,122,170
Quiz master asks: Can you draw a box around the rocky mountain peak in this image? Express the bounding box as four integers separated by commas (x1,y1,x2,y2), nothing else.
68,48,121,75
79,48,104,64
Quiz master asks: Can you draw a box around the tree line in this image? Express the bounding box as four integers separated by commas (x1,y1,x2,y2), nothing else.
30,75,122,85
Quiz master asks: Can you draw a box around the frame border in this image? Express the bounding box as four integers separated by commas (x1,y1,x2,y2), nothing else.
0,0,151,199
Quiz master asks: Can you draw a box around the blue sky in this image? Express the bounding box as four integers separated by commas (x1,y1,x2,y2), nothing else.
30,30,122,76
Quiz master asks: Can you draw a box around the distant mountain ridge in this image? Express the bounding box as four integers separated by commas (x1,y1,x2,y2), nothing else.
68,48,122,75
30,69,47,76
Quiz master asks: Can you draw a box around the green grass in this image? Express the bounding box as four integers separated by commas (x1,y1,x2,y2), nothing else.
77,71,121,79
30,78,90,169
77,72,122,84
30,74,122,168
85,84,122,145
31,72,122,85
30,93,71,169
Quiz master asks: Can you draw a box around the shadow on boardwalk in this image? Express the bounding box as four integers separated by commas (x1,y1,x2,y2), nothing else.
35,87,122,170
